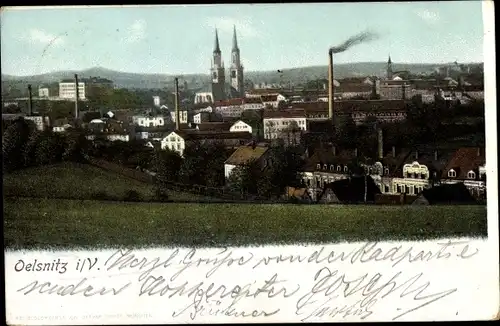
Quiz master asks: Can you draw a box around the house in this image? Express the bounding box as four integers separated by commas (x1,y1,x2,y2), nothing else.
261,94,287,108
160,130,253,156
195,122,232,132
194,91,214,104
412,183,477,205
301,146,358,200
316,176,381,204
132,115,168,127
389,146,455,196
230,120,253,134
242,97,265,110
285,187,313,203
52,118,73,133
263,110,307,144
168,110,189,124
86,118,135,142
441,147,486,198
145,140,161,150
224,144,270,179
24,115,51,131
193,112,211,124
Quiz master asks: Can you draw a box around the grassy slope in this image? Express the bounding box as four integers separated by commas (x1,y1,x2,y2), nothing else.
3,162,203,202
4,198,487,249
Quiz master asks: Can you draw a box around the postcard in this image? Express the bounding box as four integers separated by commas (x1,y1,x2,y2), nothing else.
2,1,498,324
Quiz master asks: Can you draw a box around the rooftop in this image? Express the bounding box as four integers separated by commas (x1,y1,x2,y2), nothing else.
225,144,269,165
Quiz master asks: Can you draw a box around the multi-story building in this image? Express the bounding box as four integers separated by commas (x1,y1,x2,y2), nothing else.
263,110,308,143
86,118,135,142
132,115,168,128
441,147,486,198
38,86,50,98
59,81,86,100
168,110,189,124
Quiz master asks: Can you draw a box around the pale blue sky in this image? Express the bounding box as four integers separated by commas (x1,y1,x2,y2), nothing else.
1,2,484,76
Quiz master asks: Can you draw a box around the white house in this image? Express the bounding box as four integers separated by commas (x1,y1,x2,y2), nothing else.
161,131,187,155
230,120,253,134
214,99,245,118
59,81,86,100
261,94,287,108
224,144,270,179
25,116,50,131
38,87,50,98
263,110,307,140
132,115,167,127
169,111,189,124
194,92,214,104
193,112,211,124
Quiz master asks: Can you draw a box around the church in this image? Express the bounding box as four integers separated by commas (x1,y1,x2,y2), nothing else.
195,27,245,104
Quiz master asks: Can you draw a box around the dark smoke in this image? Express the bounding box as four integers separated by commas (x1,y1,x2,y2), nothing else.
329,31,379,54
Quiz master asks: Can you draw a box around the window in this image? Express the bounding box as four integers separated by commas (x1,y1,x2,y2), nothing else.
467,171,476,179
323,164,327,170
344,166,348,173
337,165,341,172
448,170,456,178
384,168,389,176
330,165,334,171
316,164,321,170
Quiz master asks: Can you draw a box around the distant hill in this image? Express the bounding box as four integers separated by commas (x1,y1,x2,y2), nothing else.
2,62,483,91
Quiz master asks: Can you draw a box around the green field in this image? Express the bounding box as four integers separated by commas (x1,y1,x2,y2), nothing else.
3,162,204,202
4,197,487,249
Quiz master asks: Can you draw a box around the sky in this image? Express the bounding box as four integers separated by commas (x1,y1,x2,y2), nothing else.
0,2,485,76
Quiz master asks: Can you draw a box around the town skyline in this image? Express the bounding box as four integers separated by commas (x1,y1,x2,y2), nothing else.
1,2,484,76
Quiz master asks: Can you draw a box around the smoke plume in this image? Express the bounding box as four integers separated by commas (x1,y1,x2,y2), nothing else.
329,31,379,54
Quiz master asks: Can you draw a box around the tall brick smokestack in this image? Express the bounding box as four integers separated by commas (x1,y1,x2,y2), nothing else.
27,84,33,116
378,128,383,160
328,49,334,125
174,78,180,130
74,74,79,119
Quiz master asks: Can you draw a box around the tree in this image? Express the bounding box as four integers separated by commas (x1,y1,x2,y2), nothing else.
63,132,90,163
3,118,36,172
348,158,368,203
153,149,183,183
34,131,66,166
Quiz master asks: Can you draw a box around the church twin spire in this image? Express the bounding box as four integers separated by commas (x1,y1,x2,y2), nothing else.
213,26,239,52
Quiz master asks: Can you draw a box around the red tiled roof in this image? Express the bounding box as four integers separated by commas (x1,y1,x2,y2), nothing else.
293,100,408,114
172,130,253,141
214,98,245,107
263,109,306,119
336,84,372,93
196,122,232,131
442,147,486,179
244,97,264,104
246,88,281,95
261,95,279,102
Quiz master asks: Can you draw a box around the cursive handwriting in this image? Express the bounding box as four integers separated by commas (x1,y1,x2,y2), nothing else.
253,240,479,269
168,273,298,320
17,277,131,296
296,267,457,322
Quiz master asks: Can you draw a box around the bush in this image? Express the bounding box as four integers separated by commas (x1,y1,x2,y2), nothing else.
153,187,170,202
123,190,141,202
90,191,111,201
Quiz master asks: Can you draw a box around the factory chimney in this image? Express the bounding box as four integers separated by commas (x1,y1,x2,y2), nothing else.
377,128,383,160
328,49,334,126
392,146,396,158
27,84,33,116
174,77,180,131
74,74,79,119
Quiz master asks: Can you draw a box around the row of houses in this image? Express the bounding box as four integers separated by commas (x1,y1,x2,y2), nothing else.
222,143,487,202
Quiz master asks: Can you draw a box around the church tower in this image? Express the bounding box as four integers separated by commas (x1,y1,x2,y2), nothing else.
210,29,226,102
229,26,244,98
387,55,393,80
